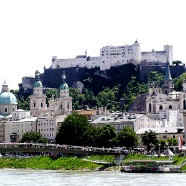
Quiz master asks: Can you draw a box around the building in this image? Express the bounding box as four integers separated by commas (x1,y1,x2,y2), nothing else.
4,109,36,142
0,81,17,116
130,62,186,143
29,71,72,141
51,40,173,71
0,123,5,143
36,114,67,142
136,127,185,146
90,112,156,133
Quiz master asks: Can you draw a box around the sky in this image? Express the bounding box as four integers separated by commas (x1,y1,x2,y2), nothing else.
0,0,186,90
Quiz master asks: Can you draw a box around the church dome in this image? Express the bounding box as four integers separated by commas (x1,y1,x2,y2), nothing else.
60,72,69,90
34,81,43,88
60,83,68,90
0,92,17,104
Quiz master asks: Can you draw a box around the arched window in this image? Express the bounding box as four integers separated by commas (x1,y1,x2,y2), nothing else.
41,103,43,107
149,103,151,112
34,102,36,107
60,104,62,110
169,105,172,109
68,102,70,109
5,108,7,112
184,100,186,110
159,105,163,110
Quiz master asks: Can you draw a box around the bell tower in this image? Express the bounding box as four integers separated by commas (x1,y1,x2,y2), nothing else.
29,71,47,117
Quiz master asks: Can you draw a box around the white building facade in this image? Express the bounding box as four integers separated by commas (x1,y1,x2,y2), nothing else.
51,40,173,71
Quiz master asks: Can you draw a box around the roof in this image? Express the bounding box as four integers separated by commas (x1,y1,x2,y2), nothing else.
0,92,17,104
75,110,97,116
128,94,147,113
34,80,43,88
164,62,172,81
12,117,37,123
136,127,184,135
60,82,68,90
91,114,145,124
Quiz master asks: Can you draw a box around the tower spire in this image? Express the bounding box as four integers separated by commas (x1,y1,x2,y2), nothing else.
164,62,172,81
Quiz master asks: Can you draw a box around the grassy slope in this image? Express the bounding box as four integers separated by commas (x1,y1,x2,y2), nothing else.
1,154,186,170
0,156,103,170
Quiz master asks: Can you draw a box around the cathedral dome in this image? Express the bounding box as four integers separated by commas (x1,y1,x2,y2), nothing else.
60,72,69,90
0,92,17,104
34,80,43,88
60,83,68,90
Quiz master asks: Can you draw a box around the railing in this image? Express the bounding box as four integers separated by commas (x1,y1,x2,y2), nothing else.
0,143,128,155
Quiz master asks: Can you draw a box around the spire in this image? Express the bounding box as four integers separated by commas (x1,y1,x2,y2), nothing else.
60,71,68,90
34,71,43,88
62,71,66,83
1,79,9,93
164,62,172,81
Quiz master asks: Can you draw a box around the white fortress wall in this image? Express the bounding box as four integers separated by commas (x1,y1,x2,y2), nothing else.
51,41,173,71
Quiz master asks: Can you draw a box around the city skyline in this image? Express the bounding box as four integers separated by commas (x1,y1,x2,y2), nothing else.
0,0,185,89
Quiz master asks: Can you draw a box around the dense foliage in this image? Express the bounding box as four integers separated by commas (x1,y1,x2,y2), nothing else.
174,72,186,91
141,130,158,151
19,132,48,143
117,126,138,148
56,113,138,148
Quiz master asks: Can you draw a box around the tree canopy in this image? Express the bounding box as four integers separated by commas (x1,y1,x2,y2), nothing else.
55,113,91,146
141,130,158,151
146,71,164,85
117,126,138,148
19,132,48,143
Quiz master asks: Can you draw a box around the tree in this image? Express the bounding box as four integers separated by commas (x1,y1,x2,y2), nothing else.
173,60,182,66
96,124,117,147
45,88,59,99
166,138,178,146
122,76,148,111
141,130,158,151
19,132,48,143
17,97,30,110
55,113,91,146
117,126,138,148
146,71,164,85
173,72,186,91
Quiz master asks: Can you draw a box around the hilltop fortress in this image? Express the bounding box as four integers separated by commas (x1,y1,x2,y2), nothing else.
51,40,173,71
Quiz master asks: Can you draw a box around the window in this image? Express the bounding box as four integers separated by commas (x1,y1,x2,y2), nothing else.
5,108,7,112
149,103,151,112
41,103,43,107
183,100,186,109
34,102,36,107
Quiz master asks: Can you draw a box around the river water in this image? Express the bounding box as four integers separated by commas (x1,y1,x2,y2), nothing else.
1,169,186,186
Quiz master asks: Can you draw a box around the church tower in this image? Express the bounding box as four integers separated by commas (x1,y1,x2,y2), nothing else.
58,72,72,113
29,71,47,117
162,62,173,95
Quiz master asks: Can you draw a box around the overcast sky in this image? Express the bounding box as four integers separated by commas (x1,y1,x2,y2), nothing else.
0,0,185,90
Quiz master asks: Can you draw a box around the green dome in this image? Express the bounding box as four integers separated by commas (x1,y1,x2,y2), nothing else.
0,92,17,104
34,81,43,88
60,83,69,90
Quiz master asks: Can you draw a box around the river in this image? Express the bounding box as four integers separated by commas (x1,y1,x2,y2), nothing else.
1,169,186,186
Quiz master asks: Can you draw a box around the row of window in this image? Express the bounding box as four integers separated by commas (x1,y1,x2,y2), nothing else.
43,133,54,137
38,123,54,126
38,128,54,132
